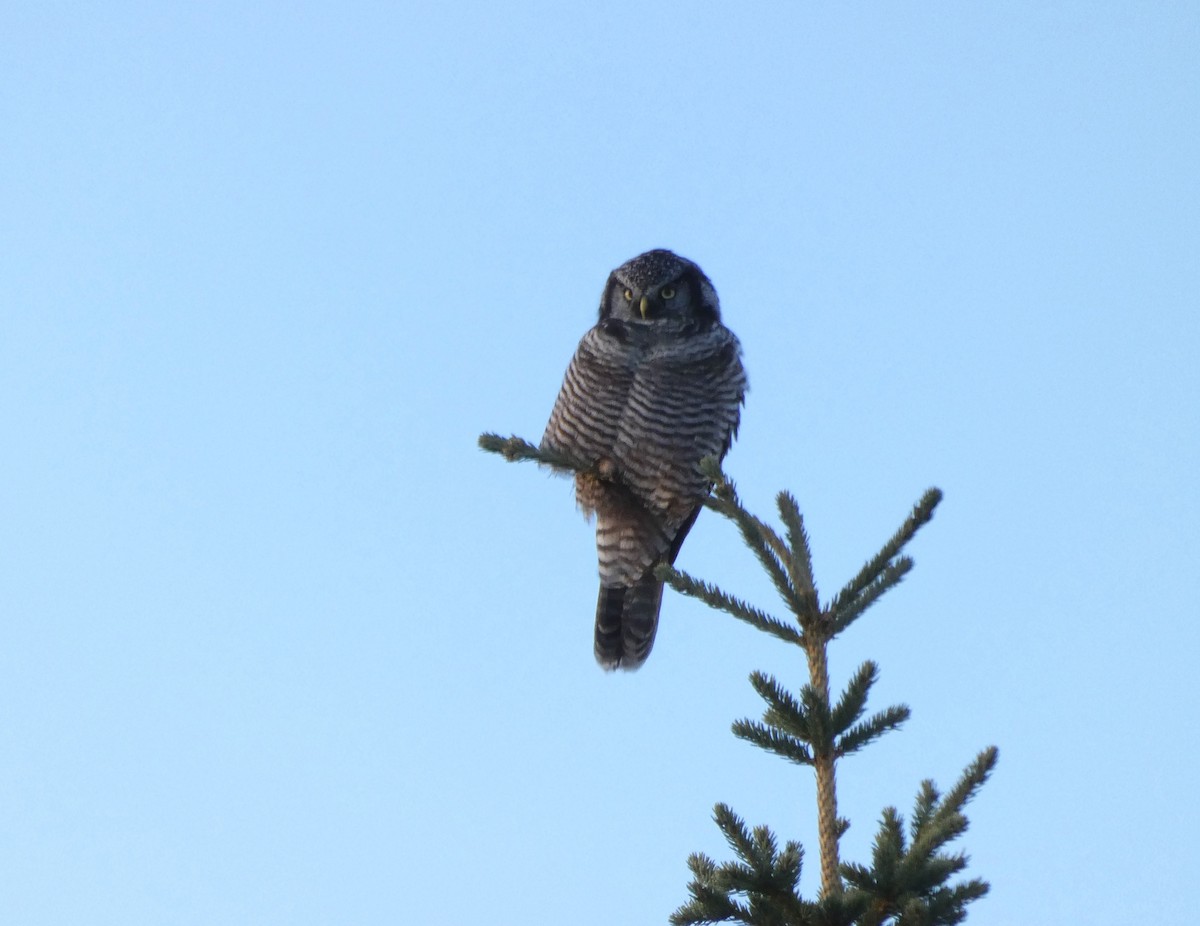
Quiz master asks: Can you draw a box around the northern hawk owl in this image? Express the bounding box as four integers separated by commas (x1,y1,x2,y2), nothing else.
541,249,747,670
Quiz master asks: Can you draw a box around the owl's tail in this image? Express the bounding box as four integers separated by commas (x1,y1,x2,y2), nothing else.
594,575,665,670
592,504,703,671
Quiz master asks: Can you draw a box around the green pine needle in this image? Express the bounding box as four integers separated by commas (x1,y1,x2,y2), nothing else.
748,671,813,740
842,749,998,926
775,491,820,616
725,506,796,606
672,804,812,926
731,719,815,766
939,747,999,819
872,807,907,883
910,781,940,842
907,748,999,863
477,431,594,476
829,490,942,618
829,558,914,635
714,804,759,867
695,462,797,606
829,661,879,736
478,432,545,463
658,565,805,647
836,705,912,757
797,684,834,750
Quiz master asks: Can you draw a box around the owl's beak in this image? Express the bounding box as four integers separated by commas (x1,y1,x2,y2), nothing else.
639,295,651,319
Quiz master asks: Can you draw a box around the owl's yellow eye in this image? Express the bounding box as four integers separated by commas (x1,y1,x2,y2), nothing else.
660,286,676,299
623,288,634,301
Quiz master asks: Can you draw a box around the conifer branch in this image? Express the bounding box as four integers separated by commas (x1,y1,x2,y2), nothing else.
828,489,942,619
872,806,907,882
698,458,797,607
908,818,970,873
478,432,579,470
841,749,998,925
717,804,763,873
731,720,814,766
794,683,834,753
909,781,940,843
835,705,912,758
699,459,779,554
907,748,998,864
480,430,683,523
716,501,797,609
829,662,878,736
671,805,812,926
658,565,806,647
828,559,914,635
672,854,747,925
938,748,999,822
748,671,813,740
704,490,791,561
775,491,820,617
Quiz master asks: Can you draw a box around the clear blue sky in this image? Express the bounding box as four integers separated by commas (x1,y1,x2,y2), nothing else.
2,3,1197,923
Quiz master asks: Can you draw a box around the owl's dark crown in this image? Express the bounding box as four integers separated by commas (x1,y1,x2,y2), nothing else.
614,249,689,290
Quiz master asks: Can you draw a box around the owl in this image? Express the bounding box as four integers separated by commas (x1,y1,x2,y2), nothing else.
541,249,747,670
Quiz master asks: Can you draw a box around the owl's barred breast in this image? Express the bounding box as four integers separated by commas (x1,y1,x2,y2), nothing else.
541,320,744,523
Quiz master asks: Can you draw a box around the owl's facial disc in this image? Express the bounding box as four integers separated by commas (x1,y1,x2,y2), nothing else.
602,251,704,323
597,249,721,326
620,279,683,321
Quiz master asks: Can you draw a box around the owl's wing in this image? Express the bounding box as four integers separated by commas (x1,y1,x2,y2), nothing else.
540,324,638,503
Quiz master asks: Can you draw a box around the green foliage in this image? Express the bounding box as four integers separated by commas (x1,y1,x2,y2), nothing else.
671,804,832,926
659,464,942,649
730,662,912,766
663,570,806,647
660,461,995,926
841,749,998,926
729,719,814,767
478,433,995,925
478,432,597,477
826,488,941,623
673,748,997,926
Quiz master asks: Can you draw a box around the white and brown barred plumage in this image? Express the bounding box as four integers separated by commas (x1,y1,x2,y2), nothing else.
541,249,747,670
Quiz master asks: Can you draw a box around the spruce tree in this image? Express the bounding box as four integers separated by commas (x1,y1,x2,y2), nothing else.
480,433,996,925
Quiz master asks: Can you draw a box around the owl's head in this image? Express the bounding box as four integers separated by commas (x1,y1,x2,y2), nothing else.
598,249,721,325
